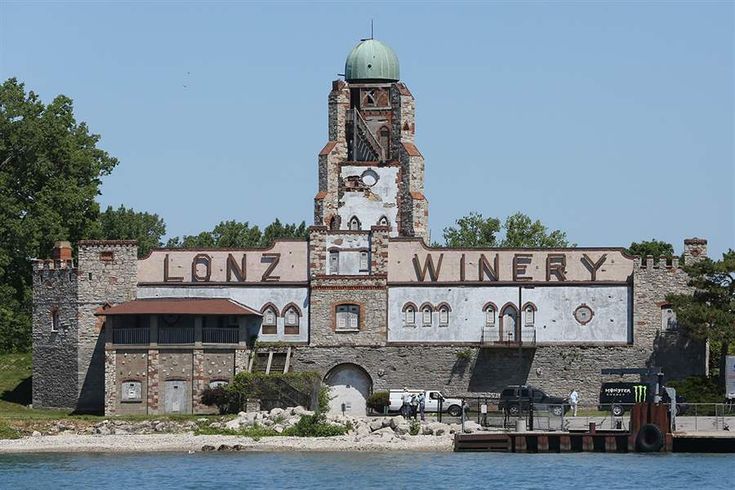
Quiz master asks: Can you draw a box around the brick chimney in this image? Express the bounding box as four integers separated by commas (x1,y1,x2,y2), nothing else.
52,241,73,261
683,238,708,265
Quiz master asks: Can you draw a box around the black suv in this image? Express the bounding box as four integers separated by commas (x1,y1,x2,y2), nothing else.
498,385,569,416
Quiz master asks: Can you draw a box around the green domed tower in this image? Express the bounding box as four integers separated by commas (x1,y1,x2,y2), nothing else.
344,39,400,82
314,38,428,243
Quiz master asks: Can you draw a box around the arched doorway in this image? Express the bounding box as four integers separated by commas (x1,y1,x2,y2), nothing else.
323,363,372,416
500,304,518,342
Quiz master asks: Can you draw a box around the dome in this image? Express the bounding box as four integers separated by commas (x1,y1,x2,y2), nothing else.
344,39,400,82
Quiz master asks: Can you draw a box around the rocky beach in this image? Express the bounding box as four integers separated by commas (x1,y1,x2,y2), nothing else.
0,407,472,453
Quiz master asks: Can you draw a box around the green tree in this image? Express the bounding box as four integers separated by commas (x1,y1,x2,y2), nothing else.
260,219,309,247
626,239,675,261
166,219,308,249
443,212,501,248
442,212,573,248
666,251,735,388
97,205,166,258
0,78,117,352
500,212,573,248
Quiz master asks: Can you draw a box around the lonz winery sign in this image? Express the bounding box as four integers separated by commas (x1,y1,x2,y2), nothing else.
137,241,308,284
387,241,634,284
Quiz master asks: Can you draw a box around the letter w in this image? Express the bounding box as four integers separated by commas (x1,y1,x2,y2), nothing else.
413,254,443,282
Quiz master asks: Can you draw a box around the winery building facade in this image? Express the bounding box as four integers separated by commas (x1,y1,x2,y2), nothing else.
31,39,708,415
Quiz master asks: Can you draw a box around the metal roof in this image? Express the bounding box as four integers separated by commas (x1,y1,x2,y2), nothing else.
97,298,262,316
345,39,400,82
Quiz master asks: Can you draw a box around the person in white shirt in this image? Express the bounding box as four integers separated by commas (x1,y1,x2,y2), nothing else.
480,400,488,426
401,387,411,418
569,389,579,416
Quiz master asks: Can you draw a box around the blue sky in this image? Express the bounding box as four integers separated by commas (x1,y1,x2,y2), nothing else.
2,2,733,256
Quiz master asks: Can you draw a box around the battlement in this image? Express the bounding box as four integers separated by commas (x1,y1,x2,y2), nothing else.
32,259,76,272
633,237,708,272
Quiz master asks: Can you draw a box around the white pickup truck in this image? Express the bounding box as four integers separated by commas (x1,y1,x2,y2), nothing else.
388,389,465,417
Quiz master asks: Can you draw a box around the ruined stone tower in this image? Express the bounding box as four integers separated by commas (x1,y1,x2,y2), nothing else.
314,38,428,241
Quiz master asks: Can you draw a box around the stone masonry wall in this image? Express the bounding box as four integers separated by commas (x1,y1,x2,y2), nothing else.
309,281,387,347
290,344,658,404
633,255,706,380
78,241,137,413
32,260,79,409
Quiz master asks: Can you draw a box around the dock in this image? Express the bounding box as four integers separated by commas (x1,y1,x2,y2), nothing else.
454,403,735,453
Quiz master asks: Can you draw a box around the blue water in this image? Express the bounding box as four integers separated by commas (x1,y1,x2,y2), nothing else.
0,452,733,489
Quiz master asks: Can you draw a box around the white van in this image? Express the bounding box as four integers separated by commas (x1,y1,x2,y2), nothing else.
388,389,464,416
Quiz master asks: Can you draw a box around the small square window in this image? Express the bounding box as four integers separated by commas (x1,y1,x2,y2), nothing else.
336,304,359,331
99,251,114,262
121,380,142,402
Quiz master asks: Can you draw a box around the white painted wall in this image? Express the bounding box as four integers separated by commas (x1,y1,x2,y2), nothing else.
339,166,399,235
136,286,309,343
326,233,370,275
387,286,631,344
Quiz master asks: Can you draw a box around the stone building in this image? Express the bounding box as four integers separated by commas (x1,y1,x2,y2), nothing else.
31,39,707,416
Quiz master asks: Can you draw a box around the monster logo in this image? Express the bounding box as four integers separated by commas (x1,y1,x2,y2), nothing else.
634,384,647,403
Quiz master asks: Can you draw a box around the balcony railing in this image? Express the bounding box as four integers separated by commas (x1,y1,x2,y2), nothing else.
159,327,194,344
203,327,239,344
480,326,536,347
112,328,150,345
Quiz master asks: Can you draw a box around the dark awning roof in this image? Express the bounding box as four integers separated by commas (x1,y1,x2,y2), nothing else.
97,298,262,316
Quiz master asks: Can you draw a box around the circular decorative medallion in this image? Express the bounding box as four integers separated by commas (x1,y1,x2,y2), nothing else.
361,169,379,187
574,304,594,325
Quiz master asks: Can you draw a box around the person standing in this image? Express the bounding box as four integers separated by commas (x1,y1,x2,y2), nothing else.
569,389,579,417
401,387,411,418
480,400,488,427
410,392,419,419
418,392,426,421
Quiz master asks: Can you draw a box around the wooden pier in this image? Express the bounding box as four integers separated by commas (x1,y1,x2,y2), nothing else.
454,403,734,453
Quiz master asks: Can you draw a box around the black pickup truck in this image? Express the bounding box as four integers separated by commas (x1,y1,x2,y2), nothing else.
498,385,569,416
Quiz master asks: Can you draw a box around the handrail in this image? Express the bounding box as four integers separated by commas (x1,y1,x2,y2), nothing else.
352,109,385,161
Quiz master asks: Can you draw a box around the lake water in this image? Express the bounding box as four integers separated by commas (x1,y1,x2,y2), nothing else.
0,452,732,489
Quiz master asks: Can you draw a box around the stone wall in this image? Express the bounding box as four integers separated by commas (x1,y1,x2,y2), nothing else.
112,350,148,415
78,241,138,412
291,344,660,404
309,278,387,347
633,255,706,379
31,260,79,409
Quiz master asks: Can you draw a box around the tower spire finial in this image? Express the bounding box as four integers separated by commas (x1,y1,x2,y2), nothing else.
370,19,374,39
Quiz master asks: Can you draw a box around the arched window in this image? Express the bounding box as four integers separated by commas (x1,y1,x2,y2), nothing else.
261,305,278,335
336,304,360,331
421,304,433,326
500,304,518,342
437,303,451,326
523,303,537,326
377,216,389,227
328,215,339,231
348,216,361,231
483,303,497,327
283,304,301,335
402,303,416,326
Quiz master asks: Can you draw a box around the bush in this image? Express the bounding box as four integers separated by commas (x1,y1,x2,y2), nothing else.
0,422,20,440
284,413,348,437
366,391,390,413
229,371,322,411
409,418,421,436
200,386,241,414
668,376,724,404
456,348,473,361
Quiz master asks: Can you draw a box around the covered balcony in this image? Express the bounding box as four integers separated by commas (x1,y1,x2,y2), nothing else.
99,298,262,347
